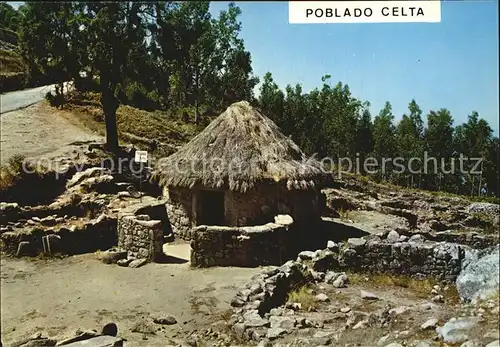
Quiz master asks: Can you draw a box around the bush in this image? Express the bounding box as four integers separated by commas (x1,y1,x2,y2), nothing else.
0,72,25,93
45,91,65,107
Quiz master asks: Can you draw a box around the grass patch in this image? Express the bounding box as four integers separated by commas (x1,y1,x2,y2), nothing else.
287,284,318,311
347,272,461,304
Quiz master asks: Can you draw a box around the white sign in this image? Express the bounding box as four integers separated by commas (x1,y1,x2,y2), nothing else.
134,150,148,163
289,1,441,24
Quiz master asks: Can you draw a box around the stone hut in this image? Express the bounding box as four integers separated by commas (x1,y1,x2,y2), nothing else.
152,101,327,240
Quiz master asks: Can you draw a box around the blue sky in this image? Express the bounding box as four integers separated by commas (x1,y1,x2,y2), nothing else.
209,1,499,134
9,1,498,134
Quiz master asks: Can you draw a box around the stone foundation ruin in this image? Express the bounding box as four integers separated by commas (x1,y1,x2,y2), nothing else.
190,215,294,267
117,214,164,261
227,232,497,344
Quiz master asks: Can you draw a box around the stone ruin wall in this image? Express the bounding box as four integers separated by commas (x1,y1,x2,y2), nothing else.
164,187,193,240
1,215,117,257
190,216,294,267
228,235,485,342
165,184,321,241
117,214,164,261
339,234,467,281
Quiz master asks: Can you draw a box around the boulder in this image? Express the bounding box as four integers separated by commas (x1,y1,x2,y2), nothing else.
386,230,400,243
128,258,148,268
152,315,177,325
360,290,379,300
99,248,127,265
436,317,482,344
67,167,109,189
59,336,124,347
456,246,499,303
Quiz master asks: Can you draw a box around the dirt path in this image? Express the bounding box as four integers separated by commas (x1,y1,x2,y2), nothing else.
0,252,263,346
0,103,102,165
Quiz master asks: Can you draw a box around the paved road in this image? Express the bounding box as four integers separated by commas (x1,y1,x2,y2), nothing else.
0,83,70,114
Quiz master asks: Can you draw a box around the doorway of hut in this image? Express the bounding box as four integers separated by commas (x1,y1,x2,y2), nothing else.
198,190,225,225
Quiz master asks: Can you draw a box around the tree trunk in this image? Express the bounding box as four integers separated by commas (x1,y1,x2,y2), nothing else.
101,88,120,152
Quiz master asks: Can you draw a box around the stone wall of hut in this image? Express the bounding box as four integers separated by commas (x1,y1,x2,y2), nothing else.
225,184,320,227
165,183,321,241
190,218,292,267
164,187,193,240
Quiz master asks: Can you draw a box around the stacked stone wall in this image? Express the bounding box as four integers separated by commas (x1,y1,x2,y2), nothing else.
117,214,163,261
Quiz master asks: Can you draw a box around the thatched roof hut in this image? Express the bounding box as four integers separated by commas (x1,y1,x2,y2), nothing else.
152,101,326,193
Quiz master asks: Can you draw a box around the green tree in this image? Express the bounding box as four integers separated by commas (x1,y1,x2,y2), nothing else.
0,2,21,33
424,108,454,191
373,102,396,179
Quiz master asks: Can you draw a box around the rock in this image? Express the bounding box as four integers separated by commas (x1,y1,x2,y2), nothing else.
384,343,404,347
456,246,499,303
486,341,499,347
312,330,336,345
348,237,366,248
431,295,444,303
57,336,124,347
80,175,115,193
386,230,400,243
360,290,379,300
466,202,500,215
413,341,433,347
40,216,57,226
421,318,438,330
389,306,409,316
99,248,127,264
436,317,482,344
484,330,500,340
274,214,293,226
67,167,109,188
332,273,349,288
243,311,269,328
257,339,272,347
298,251,316,261
269,316,295,330
131,320,156,334
352,320,369,330
327,240,339,252
11,334,58,347
16,241,32,257
340,307,351,313
460,341,485,347
399,235,408,242
128,258,148,268
420,302,436,311
153,315,177,325
377,335,391,346
409,234,426,243
0,202,22,224
311,249,339,272
266,327,287,340
56,330,100,346
116,258,133,267
325,271,348,288
315,293,330,302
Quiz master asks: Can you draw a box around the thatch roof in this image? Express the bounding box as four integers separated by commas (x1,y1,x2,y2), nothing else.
151,101,327,193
